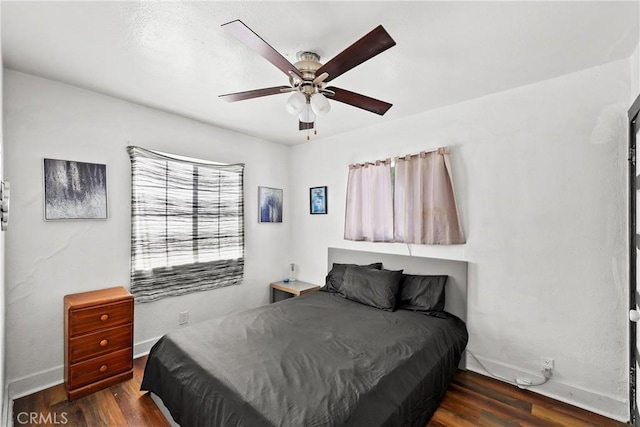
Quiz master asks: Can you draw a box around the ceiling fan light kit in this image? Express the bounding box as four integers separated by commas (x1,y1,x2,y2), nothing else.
286,91,306,115
310,93,331,115
219,20,396,140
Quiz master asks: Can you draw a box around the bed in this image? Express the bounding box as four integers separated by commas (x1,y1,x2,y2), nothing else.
141,249,468,426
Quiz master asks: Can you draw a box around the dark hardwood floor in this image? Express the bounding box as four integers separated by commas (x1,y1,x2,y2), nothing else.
428,370,626,427
12,355,626,426
12,356,169,427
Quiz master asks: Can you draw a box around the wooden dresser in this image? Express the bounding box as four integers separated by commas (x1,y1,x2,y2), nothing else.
64,286,134,400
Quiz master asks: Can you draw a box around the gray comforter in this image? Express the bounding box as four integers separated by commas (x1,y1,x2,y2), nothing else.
141,291,468,426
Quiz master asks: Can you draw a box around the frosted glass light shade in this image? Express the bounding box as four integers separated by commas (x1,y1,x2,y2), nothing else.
298,105,316,123
310,93,331,115
286,92,306,115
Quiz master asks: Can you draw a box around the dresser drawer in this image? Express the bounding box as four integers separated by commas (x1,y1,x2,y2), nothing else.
68,324,133,364
68,300,132,337
68,347,132,389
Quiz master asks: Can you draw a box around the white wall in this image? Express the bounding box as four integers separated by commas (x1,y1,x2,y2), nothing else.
632,44,639,98
290,58,631,420
3,70,291,397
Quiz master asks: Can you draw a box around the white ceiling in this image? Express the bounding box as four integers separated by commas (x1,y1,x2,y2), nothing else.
2,1,639,145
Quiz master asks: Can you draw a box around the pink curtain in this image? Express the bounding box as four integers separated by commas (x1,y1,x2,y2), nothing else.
344,160,394,242
394,148,465,244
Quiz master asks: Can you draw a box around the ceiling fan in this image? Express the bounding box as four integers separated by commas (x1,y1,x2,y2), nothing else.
219,20,396,137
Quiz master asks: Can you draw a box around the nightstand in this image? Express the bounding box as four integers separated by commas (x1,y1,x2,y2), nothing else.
64,287,133,400
270,280,320,303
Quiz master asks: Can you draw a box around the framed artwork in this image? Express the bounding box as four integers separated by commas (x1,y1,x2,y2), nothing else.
258,186,283,223
310,186,327,215
43,158,108,220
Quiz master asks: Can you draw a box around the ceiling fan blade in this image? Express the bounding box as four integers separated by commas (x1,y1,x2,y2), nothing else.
222,20,304,80
317,25,396,83
325,86,392,115
219,86,292,102
299,121,314,131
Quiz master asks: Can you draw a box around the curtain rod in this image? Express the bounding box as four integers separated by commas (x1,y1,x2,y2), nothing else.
349,146,449,168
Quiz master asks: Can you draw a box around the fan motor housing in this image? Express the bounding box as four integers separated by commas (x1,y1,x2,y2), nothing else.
292,51,322,82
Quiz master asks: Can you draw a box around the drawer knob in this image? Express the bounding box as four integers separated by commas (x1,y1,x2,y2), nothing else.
99,339,108,347
99,365,108,373
100,314,109,321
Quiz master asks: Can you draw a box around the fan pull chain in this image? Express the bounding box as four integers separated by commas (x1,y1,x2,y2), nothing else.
304,121,317,142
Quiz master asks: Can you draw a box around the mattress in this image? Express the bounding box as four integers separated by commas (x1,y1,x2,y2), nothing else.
141,291,468,426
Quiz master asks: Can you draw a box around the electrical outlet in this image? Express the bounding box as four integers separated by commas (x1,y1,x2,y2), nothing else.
179,311,189,325
542,357,554,370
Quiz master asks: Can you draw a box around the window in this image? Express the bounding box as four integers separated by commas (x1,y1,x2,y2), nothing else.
344,147,465,245
128,146,244,303
344,160,394,242
393,149,465,244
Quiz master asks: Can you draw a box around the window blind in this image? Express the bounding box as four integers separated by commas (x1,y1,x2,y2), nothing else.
128,146,244,303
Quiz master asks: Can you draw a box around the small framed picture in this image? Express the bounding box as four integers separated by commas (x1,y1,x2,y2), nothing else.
310,186,327,215
258,186,283,223
43,158,108,220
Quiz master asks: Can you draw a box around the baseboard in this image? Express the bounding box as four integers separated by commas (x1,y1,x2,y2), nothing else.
8,364,63,400
466,351,628,423
8,335,163,401
133,336,161,359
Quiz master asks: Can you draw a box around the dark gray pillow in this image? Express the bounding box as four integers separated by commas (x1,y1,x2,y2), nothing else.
341,265,403,311
321,262,383,293
398,274,448,312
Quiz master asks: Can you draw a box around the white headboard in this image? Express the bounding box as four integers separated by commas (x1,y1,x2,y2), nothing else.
327,248,468,324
